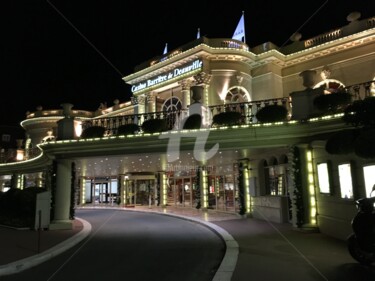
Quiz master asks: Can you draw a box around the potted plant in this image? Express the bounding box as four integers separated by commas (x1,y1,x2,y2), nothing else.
141,118,168,133
80,126,106,138
116,123,140,135
183,114,202,130
255,104,288,123
313,91,351,113
212,111,242,127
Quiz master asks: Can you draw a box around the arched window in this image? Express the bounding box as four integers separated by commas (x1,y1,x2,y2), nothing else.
225,86,250,103
162,96,182,112
314,79,345,94
162,97,182,129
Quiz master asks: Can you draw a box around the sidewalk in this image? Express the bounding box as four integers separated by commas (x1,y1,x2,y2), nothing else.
0,205,372,280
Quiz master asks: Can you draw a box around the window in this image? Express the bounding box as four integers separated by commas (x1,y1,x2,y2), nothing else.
225,86,250,103
267,164,287,196
162,96,182,130
363,165,375,198
2,134,10,142
317,163,330,194
338,163,353,199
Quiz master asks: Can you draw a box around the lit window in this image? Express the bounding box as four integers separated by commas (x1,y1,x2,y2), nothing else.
317,163,330,194
363,165,375,198
338,163,353,199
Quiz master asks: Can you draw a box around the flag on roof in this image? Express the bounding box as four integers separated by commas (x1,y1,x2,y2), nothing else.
163,43,168,55
232,11,246,43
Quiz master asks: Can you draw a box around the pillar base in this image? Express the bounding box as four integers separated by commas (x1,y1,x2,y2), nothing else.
294,224,320,233
49,220,73,230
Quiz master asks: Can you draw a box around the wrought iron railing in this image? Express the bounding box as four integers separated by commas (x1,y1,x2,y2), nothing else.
83,110,188,136
208,97,291,124
82,97,292,136
81,80,374,136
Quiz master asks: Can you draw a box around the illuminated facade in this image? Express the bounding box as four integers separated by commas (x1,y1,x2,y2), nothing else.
0,14,374,240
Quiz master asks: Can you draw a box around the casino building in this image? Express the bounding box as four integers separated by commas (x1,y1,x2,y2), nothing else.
0,12,374,240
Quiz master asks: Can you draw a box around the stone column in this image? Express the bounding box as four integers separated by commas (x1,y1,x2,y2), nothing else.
189,85,212,128
131,95,146,125
193,72,212,107
146,92,157,113
179,79,192,109
119,174,127,206
200,167,209,210
238,158,251,216
50,159,73,230
290,144,318,230
78,176,85,205
11,173,24,189
158,171,167,207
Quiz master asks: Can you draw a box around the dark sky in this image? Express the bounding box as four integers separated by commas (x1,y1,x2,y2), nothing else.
1,0,374,126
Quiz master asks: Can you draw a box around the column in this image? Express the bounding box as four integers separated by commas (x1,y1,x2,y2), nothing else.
79,176,85,205
238,158,251,216
11,173,24,189
50,159,73,230
193,72,212,107
158,171,167,207
146,92,157,113
179,79,192,109
290,144,318,230
200,167,209,210
119,175,127,206
131,95,146,125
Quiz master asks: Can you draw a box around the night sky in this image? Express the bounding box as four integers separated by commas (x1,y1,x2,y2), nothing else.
1,0,374,126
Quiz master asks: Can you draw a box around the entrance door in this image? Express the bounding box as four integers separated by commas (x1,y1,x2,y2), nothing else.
94,182,108,203
84,178,118,204
182,178,192,207
171,177,193,207
134,180,154,205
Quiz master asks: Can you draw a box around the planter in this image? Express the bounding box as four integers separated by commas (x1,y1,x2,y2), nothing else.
255,104,288,123
212,111,242,126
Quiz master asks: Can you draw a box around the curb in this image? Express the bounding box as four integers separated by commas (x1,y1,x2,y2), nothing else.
0,218,92,276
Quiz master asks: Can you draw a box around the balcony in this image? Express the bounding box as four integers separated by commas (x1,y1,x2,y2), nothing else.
81,81,374,137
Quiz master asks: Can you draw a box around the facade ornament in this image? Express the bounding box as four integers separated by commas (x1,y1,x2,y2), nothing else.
131,96,138,105
137,95,146,105
178,79,192,90
61,103,74,118
299,70,316,89
236,74,243,85
320,65,331,80
146,92,157,103
193,72,212,85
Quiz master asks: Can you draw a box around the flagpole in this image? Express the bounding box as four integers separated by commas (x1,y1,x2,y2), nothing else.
242,11,246,44
232,11,246,43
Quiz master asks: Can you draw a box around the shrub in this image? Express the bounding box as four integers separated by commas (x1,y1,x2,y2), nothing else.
117,123,140,135
212,111,242,126
183,114,202,130
342,97,375,128
141,118,168,133
80,126,106,138
255,104,288,123
313,91,351,113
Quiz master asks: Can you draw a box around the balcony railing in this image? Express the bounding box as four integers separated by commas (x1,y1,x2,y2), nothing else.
83,110,188,136
81,81,374,136
82,97,292,136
